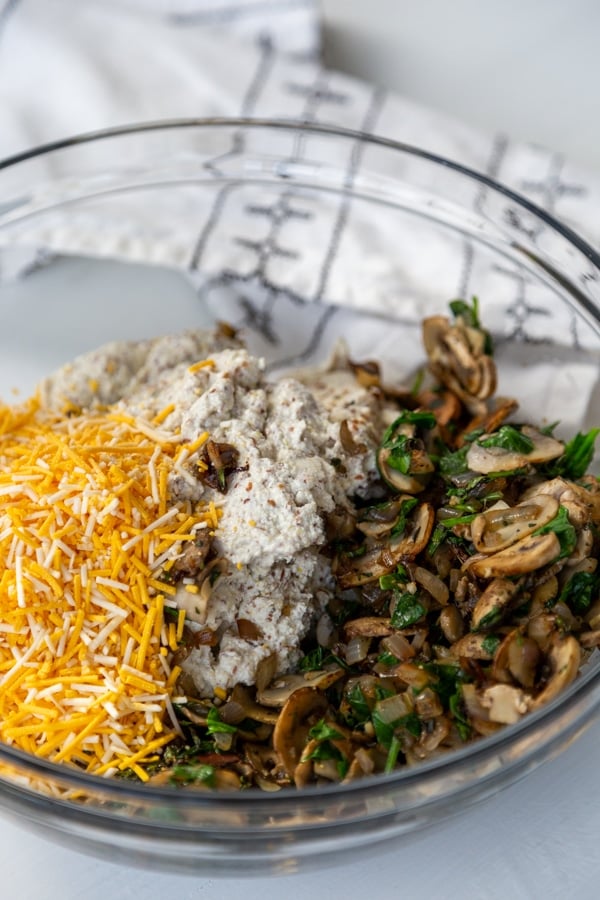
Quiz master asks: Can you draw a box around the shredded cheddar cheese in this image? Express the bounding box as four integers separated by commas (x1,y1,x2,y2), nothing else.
0,396,220,778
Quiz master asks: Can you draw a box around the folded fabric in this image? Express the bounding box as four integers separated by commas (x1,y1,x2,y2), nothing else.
1,0,599,245
0,0,598,432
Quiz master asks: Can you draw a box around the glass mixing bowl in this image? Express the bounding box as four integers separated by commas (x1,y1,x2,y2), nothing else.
0,119,598,876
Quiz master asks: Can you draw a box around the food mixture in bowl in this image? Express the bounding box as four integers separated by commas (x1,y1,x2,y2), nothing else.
0,299,598,791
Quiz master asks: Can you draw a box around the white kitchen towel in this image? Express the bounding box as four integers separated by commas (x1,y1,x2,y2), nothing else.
0,0,599,427
1,0,599,278
1,0,599,239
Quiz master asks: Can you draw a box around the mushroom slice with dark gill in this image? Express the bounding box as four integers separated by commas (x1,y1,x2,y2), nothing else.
464,531,561,579
338,502,435,588
271,687,329,781
422,311,496,413
470,495,559,554
466,426,564,475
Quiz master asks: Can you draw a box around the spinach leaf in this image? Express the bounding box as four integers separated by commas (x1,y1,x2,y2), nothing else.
556,571,600,615
390,498,419,537
372,710,421,750
449,691,471,741
384,735,402,774
379,564,409,590
206,707,238,735
382,411,436,443
307,720,344,743
391,591,427,629
438,445,470,477
346,683,371,725
377,651,400,667
298,646,329,672
533,505,577,559
427,523,448,556
449,297,482,329
383,433,412,474
479,425,535,454
449,297,493,354
422,661,468,708
169,764,216,787
547,428,600,480
481,634,501,656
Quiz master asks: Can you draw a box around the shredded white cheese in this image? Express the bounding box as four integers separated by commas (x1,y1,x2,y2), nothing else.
0,396,221,780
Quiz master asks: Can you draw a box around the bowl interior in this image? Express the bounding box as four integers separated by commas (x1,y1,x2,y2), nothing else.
0,120,599,874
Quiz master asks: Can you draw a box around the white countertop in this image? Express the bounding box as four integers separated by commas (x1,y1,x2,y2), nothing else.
2,4,600,897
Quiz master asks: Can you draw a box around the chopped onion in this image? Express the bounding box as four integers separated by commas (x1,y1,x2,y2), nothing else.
344,635,371,665
413,566,449,606
374,692,413,724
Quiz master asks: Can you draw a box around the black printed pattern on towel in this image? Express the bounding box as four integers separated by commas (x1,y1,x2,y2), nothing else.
190,67,385,367
521,152,587,215
456,132,509,299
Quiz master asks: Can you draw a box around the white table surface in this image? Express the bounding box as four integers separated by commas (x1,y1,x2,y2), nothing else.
3,4,600,897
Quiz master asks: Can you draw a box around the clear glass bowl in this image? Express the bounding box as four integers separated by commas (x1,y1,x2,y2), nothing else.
0,119,599,876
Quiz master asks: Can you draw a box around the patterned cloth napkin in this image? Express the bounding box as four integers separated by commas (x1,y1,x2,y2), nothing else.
0,0,598,430
2,0,599,244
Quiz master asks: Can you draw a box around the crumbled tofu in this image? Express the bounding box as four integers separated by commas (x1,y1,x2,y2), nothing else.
42,328,388,696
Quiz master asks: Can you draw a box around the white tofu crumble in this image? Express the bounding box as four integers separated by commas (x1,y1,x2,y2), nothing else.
41,328,388,697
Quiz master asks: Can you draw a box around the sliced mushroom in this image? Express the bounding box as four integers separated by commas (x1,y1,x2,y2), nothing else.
492,629,541,688
344,617,393,639
227,684,279,725
565,527,594,566
411,717,451,759
439,605,465,643
272,687,329,778
377,448,433,494
257,668,345,708
339,419,367,456
377,416,435,495
470,495,559,554
464,531,561,579
530,575,559,612
338,502,435,587
254,652,279,694
244,743,286,785
460,396,519,445
418,388,462,427
422,314,497,411
520,477,597,528
530,635,580,710
579,630,600,649
527,611,561,652
336,546,390,588
295,720,354,788
293,738,320,789
386,502,435,559
466,426,564,475
521,477,600,525
349,358,381,388
471,577,519,631
450,632,499,660
356,497,409,538
461,683,491,719
479,683,532,724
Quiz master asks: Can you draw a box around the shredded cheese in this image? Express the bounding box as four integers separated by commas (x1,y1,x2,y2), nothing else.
0,396,219,777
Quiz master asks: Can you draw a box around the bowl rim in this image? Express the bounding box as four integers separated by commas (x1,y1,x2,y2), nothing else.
1,116,599,269
0,115,599,807
0,648,598,809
